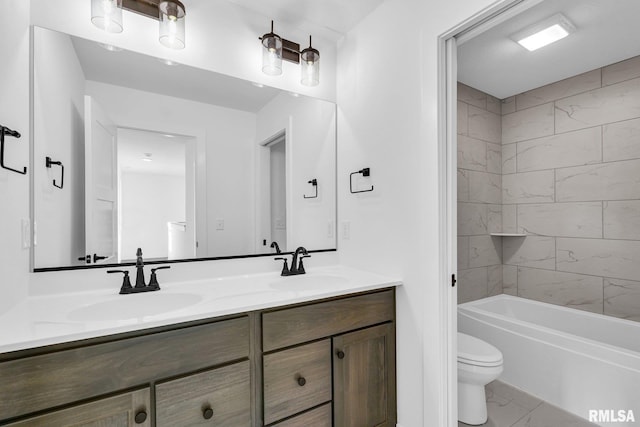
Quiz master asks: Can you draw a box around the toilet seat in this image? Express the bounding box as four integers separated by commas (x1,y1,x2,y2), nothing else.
458,332,503,367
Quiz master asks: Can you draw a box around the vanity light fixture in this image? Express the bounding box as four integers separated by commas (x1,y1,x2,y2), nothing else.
91,0,187,50
511,14,575,52
259,21,321,86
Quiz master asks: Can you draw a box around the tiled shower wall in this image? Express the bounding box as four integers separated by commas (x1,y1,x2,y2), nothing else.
457,55,640,322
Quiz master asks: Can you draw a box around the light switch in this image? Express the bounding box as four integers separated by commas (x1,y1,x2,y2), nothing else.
341,221,351,240
327,220,334,238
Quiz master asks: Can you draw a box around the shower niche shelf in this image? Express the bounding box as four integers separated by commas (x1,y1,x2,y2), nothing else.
490,233,526,237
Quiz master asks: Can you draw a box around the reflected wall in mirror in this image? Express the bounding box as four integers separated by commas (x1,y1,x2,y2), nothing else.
33,26,337,270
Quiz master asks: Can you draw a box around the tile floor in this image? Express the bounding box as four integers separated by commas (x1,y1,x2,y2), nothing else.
459,380,597,427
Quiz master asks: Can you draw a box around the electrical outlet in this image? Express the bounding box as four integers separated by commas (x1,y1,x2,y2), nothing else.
21,219,31,249
341,221,351,240
215,219,224,230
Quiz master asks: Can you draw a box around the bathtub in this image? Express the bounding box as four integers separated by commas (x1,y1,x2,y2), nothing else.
458,295,640,427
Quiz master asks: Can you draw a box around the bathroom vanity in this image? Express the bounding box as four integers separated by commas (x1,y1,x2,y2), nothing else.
0,269,398,426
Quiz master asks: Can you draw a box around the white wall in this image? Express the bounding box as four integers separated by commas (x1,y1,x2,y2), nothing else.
120,172,185,260
85,81,257,258
29,0,337,102
336,0,497,425
256,92,336,252
33,28,87,268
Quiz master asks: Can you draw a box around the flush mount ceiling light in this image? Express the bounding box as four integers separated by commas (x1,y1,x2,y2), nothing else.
259,21,321,87
91,0,186,50
511,13,575,52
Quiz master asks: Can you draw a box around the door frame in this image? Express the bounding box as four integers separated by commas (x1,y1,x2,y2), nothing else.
436,0,544,424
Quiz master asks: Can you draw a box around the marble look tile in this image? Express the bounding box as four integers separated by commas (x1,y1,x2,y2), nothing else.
502,204,517,234
604,201,640,240
602,55,640,86
469,105,501,144
502,144,517,175
487,95,501,115
516,69,601,111
487,143,502,174
502,96,516,115
557,238,640,282
458,135,487,172
603,117,640,162
485,390,530,427
604,277,640,322
458,267,488,304
555,77,640,133
517,202,602,238
458,236,470,270
458,202,487,236
503,265,518,296
517,267,603,313
503,171,555,204
502,103,554,144
469,171,502,204
458,83,487,109
503,236,555,269
486,381,542,411
488,265,503,296
488,204,502,234
516,127,602,172
458,101,468,136
458,169,470,202
511,403,596,427
556,159,640,202
469,235,502,268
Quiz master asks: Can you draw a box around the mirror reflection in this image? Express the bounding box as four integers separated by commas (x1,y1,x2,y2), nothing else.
33,26,336,270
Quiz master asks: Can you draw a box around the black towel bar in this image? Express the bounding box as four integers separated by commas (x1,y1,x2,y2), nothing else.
0,125,27,175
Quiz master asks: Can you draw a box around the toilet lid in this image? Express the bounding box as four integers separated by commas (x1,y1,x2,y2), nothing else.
458,332,503,366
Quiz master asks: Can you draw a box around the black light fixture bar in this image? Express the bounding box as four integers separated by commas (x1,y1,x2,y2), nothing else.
122,0,161,20
282,39,300,64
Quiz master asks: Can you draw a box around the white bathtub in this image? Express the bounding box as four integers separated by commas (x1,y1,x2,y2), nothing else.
458,295,640,427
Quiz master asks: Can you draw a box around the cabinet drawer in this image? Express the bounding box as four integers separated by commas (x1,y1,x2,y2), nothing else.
263,340,331,424
5,388,150,427
263,289,394,351
271,404,332,427
156,361,250,427
0,316,249,421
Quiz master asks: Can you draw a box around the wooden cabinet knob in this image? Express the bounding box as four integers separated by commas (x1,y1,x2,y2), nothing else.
336,350,345,359
203,406,214,419
297,376,307,386
134,410,147,424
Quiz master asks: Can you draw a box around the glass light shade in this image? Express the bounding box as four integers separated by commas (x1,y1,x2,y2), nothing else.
262,34,283,76
91,0,123,33
159,0,186,50
300,47,320,86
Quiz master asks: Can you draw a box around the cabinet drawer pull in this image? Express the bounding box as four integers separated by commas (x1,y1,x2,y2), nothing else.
203,406,214,419
297,376,307,386
134,410,148,424
336,350,345,359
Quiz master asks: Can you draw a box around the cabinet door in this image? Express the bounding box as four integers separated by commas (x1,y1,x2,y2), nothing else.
5,389,150,427
155,360,251,426
333,323,396,427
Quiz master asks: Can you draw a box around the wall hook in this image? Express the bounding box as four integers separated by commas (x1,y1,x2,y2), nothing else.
46,156,64,189
350,167,373,193
0,125,27,175
304,178,318,199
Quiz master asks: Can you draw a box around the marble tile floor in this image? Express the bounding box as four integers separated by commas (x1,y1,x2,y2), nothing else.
459,380,597,427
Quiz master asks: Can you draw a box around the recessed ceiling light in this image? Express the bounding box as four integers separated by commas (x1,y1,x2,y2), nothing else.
289,92,300,97
158,58,179,66
252,82,265,88
142,153,153,162
511,14,575,52
163,134,175,138
99,43,123,52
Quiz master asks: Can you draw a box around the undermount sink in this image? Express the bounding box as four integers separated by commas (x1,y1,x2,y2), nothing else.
268,275,349,291
68,293,203,322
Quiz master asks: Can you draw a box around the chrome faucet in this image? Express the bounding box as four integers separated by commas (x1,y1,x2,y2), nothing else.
275,246,311,276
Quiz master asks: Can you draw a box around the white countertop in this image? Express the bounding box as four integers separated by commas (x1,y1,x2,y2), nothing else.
0,266,401,354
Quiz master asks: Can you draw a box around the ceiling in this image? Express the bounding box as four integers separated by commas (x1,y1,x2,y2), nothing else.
224,0,385,41
118,129,191,176
458,0,640,99
72,36,281,113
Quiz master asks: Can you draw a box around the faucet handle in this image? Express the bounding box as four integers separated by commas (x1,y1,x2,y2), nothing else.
148,266,171,290
274,257,290,275
108,270,132,294
298,255,311,274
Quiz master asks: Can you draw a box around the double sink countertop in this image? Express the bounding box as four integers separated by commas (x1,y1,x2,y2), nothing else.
0,265,401,354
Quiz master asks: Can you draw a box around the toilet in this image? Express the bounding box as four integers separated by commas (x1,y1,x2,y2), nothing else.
457,332,504,425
